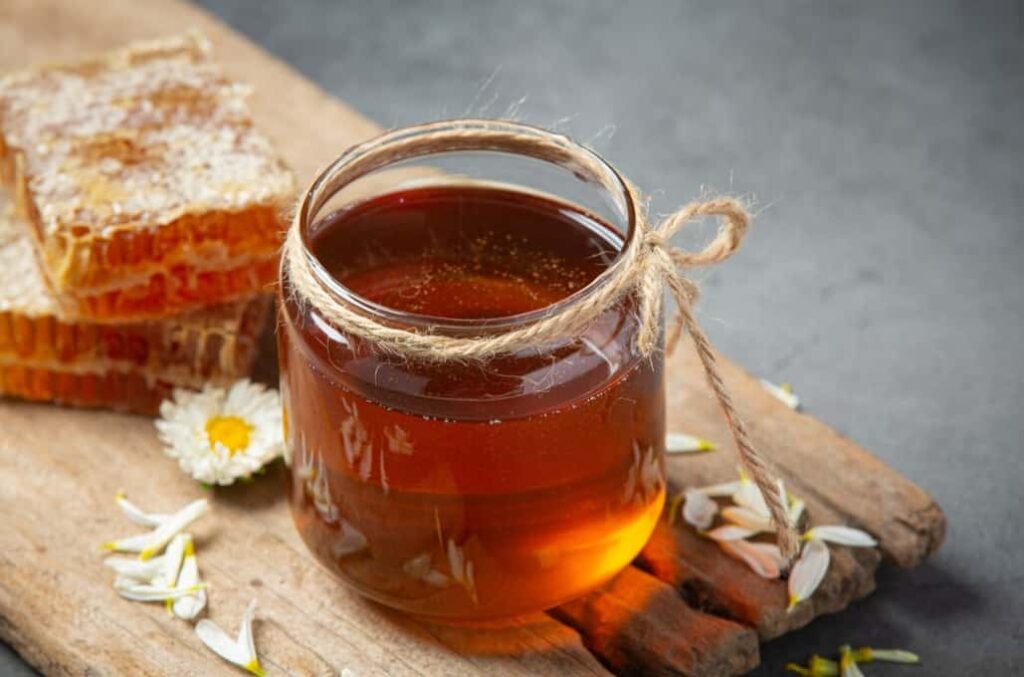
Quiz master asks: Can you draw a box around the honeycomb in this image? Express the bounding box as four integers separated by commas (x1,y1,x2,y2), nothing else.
0,33,293,322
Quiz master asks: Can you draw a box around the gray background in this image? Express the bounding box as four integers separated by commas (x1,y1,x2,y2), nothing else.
3,1,1022,674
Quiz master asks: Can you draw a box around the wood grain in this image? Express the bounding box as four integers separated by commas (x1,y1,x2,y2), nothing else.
0,1,945,675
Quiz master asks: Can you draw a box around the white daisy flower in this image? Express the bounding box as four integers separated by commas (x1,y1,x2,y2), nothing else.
761,379,800,410
665,432,716,454
102,497,208,560
682,489,719,530
156,380,284,486
196,599,265,676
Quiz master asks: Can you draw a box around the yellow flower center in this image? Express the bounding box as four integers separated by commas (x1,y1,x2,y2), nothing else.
205,416,254,456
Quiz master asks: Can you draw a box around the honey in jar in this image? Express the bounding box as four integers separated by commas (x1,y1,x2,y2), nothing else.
279,122,666,622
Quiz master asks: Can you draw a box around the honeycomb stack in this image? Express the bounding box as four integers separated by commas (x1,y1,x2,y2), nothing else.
0,33,293,413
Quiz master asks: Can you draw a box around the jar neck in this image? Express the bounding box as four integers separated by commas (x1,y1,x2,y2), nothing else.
296,119,638,336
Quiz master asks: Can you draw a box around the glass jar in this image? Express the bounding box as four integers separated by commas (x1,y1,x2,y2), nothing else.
279,120,665,622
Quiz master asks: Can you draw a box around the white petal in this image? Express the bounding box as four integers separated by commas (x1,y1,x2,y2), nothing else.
447,539,465,583
665,432,715,454
329,521,368,558
682,490,718,530
172,538,206,620
139,499,209,560
761,379,800,409
402,553,432,578
805,525,877,548
196,618,251,667
695,480,743,497
706,524,758,541
342,669,356,677
115,491,171,527
861,648,919,664
102,498,208,559
716,539,783,578
195,599,263,675
840,647,866,677
114,579,206,602
720,505,773,532
464,560,478,604
238,599,260,667
788,538,831,610
153,534,187,588
104,555,166,581
422,570,450,588
787,496,806,525
733,481,770,518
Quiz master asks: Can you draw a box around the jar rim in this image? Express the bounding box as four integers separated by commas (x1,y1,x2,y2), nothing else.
295,118,638,334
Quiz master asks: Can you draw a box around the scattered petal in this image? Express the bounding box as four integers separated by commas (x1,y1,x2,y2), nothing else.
706,524,759,541
113,579,207,602
839,646,866,677
153,534,187,589
665,432,715,454
695,480,744,497
172,536,207,620
788,495,807,525
720,505,773,533
447,539,465,582
805,525,877,548
102,498,208,560
761,379,800,409
716,539,783,579
733,481,770,518
115,491,170,527
682,489,719,530
853,647,920,664
785,655,839,676
157,380,283,486
342,670,356,677
104,555,167,581
196,599,265,676
788,538,831,611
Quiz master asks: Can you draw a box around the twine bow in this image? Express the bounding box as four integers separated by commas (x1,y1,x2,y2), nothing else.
638,199,800,562
283,120,800,562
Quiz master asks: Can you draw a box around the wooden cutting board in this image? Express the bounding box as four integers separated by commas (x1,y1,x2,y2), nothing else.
0,1,945,675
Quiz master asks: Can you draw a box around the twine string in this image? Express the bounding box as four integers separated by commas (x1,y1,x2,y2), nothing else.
283,121,799,562
644,200,800,562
